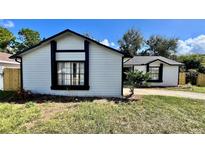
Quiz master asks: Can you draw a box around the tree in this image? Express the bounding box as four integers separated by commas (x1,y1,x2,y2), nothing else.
0,26,15,53
14,28,41,52
126,70,150,97
84,33,93,39
144,35,178,58
118,28,143,56
177,54,203,71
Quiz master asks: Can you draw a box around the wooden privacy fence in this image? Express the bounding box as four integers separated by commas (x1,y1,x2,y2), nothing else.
3,68,21,91
197,73,205,86
179,72,186,85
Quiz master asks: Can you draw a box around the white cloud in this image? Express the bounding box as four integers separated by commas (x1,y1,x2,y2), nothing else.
0,20,15,28
101,39,110,46
177,35,205,55
100,39,116,47
111,42,115,47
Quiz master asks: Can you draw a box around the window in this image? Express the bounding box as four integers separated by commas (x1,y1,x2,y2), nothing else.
149,66,160,80
57,62,84,86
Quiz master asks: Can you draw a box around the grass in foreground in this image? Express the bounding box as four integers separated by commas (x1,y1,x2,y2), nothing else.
0,91,205,133
166,85,205,93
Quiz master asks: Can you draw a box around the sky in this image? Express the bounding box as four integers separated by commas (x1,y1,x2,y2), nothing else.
1,19,205,55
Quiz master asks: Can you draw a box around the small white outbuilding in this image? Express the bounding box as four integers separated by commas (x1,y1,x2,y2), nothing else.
10,29,124,97
124,56,183,87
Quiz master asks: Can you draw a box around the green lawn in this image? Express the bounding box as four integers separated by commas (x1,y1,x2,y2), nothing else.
0,91,205,133
166,86,205,93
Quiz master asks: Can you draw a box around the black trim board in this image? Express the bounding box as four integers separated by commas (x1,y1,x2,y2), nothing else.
56,50,85,52
50,40,90,90
177,66,180,85
84,40,89,88
51,40,57,88
146,63,163,83
51,85,89,90
146,59,182,66
121,57,124,96
10,29,125,59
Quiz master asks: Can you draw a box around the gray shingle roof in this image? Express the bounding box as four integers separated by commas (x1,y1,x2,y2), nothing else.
124,56,183,65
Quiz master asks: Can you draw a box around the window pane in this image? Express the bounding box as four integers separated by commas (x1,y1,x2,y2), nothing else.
149,67,159,80
80,74,84,85
80,63,84,73
57,62,85,86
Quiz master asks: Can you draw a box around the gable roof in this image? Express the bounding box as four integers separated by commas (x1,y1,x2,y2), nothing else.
124,56,183,66
10,29,125,59
0,52,19,64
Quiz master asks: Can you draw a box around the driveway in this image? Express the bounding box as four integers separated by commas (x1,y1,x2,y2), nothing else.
123,88,205,100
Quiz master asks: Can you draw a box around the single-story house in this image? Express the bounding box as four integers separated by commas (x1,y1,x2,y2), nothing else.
10,29,125,97
0,52,20,90
124,56,183,87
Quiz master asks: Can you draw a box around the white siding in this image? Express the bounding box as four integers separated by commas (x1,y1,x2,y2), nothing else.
57,34,84,50
56,52,85,61
133,60,179,87
150,65,179,87
22,34,122,97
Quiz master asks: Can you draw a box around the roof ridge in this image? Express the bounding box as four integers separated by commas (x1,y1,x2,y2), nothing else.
10,29,125,59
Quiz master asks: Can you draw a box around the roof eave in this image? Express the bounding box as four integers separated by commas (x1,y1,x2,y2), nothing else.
10,29,125,59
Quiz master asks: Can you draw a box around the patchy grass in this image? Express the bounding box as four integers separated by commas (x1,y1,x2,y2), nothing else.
166,86,205,93
0,102,40,133
0,91,205,133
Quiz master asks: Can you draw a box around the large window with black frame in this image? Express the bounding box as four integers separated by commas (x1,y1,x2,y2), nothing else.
149,66,160,81
57,62,85,86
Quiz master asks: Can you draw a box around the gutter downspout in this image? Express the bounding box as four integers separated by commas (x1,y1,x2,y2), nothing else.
15,57,23,91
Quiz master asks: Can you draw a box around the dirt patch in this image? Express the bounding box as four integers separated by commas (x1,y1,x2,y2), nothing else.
23,103,78,129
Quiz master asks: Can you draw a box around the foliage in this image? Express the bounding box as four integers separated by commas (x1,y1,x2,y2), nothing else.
0,26,15,53
118,28,143,56
1,90,205,133
13,28,41,52
143,35,178,58
186,70,198,85
177,54,203,71
25,101,35,108
198,65,205,74
126,70,150,96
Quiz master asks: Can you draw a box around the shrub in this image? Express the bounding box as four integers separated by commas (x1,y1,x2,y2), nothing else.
178,54,202,71
186,70,198,85
198,65,205,74
25,101,35,108
126,70,150,97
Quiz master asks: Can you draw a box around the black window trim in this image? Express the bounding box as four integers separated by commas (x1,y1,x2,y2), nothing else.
146,63,163,83
56,61,85,87
50,40,90,90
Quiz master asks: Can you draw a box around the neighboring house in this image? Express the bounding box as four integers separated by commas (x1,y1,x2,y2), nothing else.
0,52,20,90
124,56,183,87
10,29,124,97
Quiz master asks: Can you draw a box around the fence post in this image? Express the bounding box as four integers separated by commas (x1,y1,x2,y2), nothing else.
197,73,205,86
179,72,186,85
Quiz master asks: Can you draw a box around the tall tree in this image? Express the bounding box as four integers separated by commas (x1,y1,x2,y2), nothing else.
144,35,178,58
14,28,41,52
118,28,143,56
177,54,203,71
0,26,15,53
